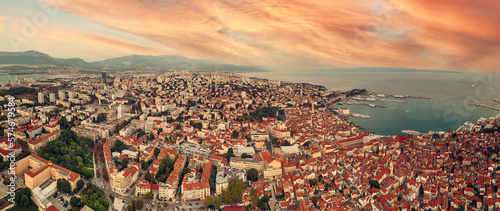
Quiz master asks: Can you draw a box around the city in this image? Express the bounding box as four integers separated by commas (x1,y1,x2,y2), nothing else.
0,71,499,211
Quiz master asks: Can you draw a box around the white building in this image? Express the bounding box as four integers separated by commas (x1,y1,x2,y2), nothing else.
58,90,65,100
49,93,56,103
38,92,44,104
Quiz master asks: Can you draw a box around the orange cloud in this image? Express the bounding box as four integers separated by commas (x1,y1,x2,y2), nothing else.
37,0,500,72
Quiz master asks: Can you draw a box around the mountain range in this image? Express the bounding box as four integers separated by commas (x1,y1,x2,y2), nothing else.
0,50,266,74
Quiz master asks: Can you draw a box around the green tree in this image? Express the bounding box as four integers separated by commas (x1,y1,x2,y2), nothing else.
121,158,129,169
247,168,259,182
70,196,82,208
241,153,252,159
144,192,154,200
77,180,84,190
96,113,107,123
369,180,380,189
250,189,259,208
221,179,246,203
57,179,72,194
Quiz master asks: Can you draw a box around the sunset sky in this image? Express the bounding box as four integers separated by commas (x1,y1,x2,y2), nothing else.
1,0,499,72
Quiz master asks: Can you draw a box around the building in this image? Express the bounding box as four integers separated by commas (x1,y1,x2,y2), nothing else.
229,157,264,172
102,72,106,84
215,170,228,195
135,180,152,197
28,130,61,151
339,108,350,115
38,92,44,104
58,90,65,100
103,141,140,195
181,161,212,201
68,91,76,99
259,151,282,180
15,154,81,190
49,93,56,103
0,137,22,160
159,155,187,201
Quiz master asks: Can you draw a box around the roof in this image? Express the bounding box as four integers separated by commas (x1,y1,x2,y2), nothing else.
222,206,246,211
46,205,59,211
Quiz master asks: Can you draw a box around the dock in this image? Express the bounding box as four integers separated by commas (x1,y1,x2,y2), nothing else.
350,113,370,119
346,102,386,108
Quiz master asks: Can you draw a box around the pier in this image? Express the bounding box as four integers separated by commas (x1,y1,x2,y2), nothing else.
350,113,370,119
346,102,386,108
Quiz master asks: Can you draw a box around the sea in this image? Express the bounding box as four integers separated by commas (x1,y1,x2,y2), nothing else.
242,69,500,136
0,74,73,85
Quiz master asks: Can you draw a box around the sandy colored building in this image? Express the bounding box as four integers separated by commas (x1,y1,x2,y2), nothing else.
15,154,80,190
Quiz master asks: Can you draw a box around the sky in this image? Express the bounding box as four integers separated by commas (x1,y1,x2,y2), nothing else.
0,0,499,72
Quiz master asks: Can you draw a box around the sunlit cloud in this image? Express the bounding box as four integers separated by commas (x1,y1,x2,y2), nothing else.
1,0,498,72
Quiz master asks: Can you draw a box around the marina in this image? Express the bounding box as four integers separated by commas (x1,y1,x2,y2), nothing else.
469,99,500,111
346,102,386,108
351,113,370,119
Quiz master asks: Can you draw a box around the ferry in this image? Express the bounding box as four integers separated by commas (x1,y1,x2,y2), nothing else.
471,79,478,88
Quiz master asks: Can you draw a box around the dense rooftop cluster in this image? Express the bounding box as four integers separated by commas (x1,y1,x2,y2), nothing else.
1,71,499,211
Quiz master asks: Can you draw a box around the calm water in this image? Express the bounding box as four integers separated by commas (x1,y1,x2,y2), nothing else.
0,74,73,85
243,70,500,135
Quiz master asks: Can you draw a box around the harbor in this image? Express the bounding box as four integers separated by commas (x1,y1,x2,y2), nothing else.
346,102,386,108
351,113,370,119
469,99,500,111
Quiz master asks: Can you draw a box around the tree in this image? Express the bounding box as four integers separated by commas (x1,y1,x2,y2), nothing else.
136,199,144,210
231,130,239,138
96,113,107,123
311,196,319,205
224,148,235,162
221,179,246,203
257,195,270,210
241,153,252,159
15,188,33,207
250,189,259,208
247,168,259,182
144,192,154,200
154,147,161,156
70,196,82,208
57,179,72,194
369,180,380,189
121,158,129,169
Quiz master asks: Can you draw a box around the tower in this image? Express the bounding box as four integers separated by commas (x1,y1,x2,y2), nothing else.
58,90,65,100
101,72,106,84
38,92,44,104
49,93,56,103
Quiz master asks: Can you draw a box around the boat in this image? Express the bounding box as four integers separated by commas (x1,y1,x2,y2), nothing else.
369,104,376,107
471,79,478,88
377,94,386,98
337,102,343,105
393,95,406,99
366,97,376,102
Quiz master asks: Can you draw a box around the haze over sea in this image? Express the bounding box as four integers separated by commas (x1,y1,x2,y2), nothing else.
243,68,500,135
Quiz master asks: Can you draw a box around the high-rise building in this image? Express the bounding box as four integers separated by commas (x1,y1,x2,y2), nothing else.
117,105,123,119
49,93,56,103
68,91,76,99
38,92,44,104
58,90,65,100
101,72,106,84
